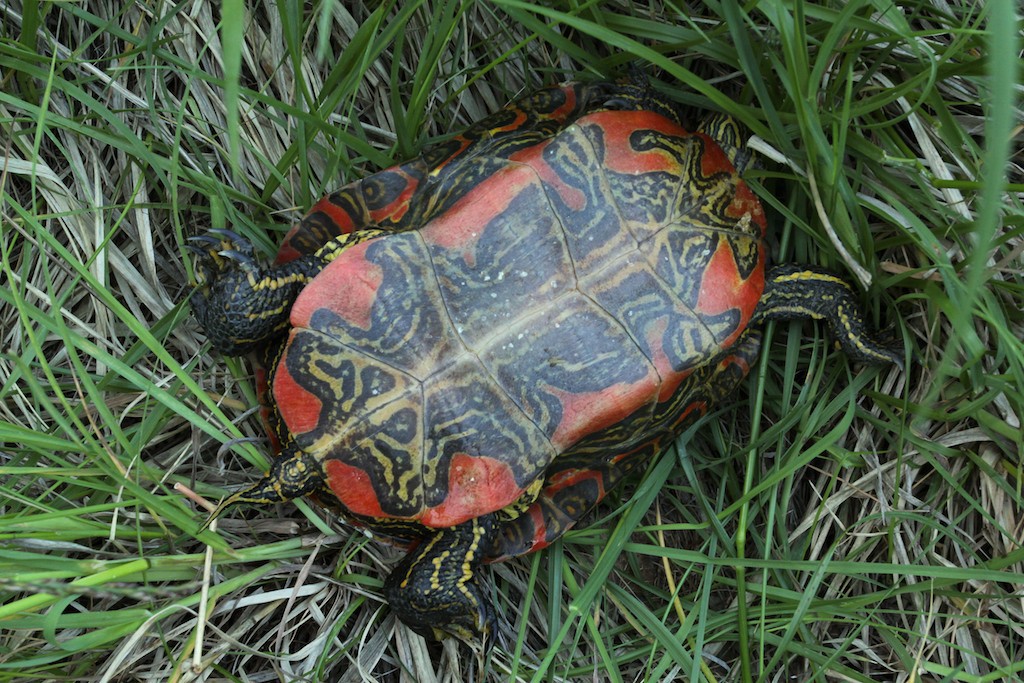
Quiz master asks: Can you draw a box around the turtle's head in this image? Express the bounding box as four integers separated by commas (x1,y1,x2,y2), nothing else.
201,443,324,530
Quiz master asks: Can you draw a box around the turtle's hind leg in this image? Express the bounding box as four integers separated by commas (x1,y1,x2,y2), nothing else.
383,514,499,650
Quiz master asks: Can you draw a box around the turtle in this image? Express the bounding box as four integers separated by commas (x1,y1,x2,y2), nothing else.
189,80,901,647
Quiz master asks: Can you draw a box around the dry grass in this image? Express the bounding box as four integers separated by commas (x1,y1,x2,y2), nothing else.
1,1,1022,681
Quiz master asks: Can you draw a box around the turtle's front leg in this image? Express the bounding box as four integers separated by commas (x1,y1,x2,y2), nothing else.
384,514,499,649
189,229,311,355
189,228,386,355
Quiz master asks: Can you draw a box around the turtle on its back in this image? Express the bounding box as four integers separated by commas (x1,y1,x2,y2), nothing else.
190,80,900,646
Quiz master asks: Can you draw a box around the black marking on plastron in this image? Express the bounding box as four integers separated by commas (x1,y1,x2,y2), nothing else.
629,129,740,228
338,405,424,518
483,299,654,443
419,155,517,224
281,329,411,445
534,122,634,274
644,227,717,308
587,264,717,375
421,361,555,509
308,233,459,377
430,179,575,350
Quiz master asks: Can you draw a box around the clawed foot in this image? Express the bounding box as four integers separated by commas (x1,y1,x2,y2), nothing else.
383,515,498,651
188,229,297,356
188,228,260,289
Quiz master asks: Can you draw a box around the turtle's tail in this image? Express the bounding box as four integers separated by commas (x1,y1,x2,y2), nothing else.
202,442,323,530
697,113,753,175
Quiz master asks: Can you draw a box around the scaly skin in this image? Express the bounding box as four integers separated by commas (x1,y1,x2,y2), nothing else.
755,264,902,367
190,229,386,355
383,514,499,649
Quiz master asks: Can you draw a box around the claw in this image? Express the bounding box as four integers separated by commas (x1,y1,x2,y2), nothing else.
187,235,224,255
218,249,259,271
207,228,247,243
187,230,258,267
188,234,224,247
188,234,241,260
187,231,259,286
217,249,253,262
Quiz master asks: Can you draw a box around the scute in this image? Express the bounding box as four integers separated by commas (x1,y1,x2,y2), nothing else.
421,357,556,526
583,252,720,393
292,233,462,380
420,163,576,349
275,328,419,452
480,293,660,449
331,397,424,518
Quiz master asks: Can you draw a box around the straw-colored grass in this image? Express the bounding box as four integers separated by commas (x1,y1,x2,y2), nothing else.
1,1,1021,681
